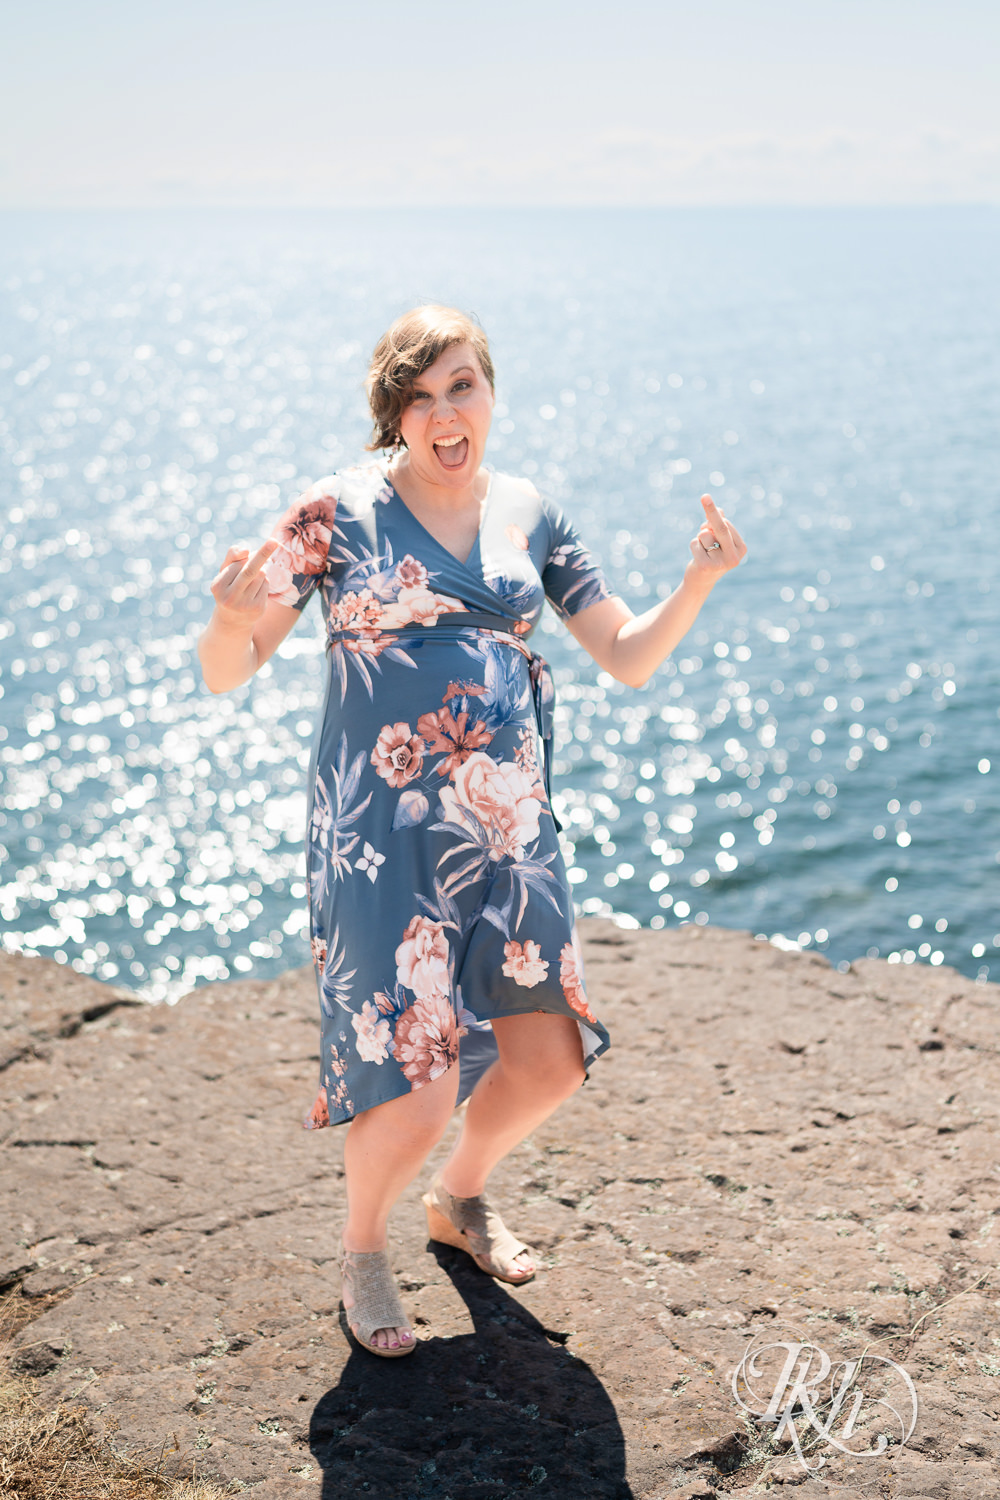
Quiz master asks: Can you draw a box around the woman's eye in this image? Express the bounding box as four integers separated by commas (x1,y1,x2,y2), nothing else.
452,381,470,393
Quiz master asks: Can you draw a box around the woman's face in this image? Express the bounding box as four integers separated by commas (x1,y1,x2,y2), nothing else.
397,341,494,489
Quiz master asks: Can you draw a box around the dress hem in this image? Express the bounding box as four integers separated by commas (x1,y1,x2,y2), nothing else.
306,1005,610,1132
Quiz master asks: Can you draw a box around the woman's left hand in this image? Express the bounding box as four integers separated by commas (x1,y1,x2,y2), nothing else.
686,494,747,583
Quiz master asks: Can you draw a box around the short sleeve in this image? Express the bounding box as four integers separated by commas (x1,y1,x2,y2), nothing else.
263,479,338,611
541,500,612,620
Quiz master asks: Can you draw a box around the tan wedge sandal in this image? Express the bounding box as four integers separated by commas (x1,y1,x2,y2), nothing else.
340,1246,416,1358
422,1174,536,1285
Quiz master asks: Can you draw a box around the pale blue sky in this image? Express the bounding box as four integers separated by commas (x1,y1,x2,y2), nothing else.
2,0,997,206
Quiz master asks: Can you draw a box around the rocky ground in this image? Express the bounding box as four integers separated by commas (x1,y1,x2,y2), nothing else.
2,922,1000,1499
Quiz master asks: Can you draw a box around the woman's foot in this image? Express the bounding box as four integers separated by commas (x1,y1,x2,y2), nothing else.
340,1241,415,1356
423,1175,536,1283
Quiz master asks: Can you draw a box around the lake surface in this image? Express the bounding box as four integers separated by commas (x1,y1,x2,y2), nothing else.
1,206,997,1000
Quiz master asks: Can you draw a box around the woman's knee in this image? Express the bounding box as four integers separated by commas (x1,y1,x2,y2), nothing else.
392,1103,454,1155
493,1014,586,1097
350,1066,458,1154
541,1049,587,1098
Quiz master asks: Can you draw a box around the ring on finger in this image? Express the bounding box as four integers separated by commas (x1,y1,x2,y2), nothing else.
703,541,722,551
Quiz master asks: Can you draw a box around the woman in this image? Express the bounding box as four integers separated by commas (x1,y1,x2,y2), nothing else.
199,305,745,1358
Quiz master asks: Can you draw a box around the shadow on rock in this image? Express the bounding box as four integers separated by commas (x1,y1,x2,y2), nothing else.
309,1243,633,1499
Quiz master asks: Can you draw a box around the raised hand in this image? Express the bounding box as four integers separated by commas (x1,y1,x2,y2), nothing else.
686,494,747,582
209,539,280,628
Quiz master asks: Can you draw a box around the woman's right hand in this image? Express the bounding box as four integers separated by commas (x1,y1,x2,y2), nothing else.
209,539,279,629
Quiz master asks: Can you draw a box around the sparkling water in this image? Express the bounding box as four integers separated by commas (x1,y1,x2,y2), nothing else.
1,207,997,1000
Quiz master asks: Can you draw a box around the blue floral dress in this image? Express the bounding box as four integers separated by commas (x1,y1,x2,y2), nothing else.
264,459,613,1128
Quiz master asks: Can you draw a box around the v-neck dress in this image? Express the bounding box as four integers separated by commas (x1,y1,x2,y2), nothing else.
264,459,613,1128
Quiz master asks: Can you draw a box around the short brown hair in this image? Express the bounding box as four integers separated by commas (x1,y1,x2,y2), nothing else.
365,304,495,451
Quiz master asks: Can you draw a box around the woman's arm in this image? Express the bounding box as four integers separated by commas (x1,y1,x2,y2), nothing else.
564,495,746,689
198,539,301,693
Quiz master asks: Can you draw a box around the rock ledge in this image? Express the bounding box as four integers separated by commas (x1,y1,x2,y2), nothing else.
3,925,999,1498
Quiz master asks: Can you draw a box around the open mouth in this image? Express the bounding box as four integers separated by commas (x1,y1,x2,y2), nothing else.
433,434,469,471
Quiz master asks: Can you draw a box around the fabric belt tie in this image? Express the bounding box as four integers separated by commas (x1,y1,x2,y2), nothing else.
325,611,561,832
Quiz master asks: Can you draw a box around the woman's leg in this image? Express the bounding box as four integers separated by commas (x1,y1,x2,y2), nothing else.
342,1063,459,1348
438,1013,586,1273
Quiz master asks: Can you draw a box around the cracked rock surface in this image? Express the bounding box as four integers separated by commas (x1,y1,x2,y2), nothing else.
3,925,1000,1498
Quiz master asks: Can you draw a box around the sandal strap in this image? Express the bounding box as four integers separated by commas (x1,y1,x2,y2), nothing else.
429,1179,530,1269
341,1249,410,1345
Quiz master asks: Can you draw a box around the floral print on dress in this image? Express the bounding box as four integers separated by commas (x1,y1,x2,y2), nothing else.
371,723,425,787
437,754,542,863
393,993,465,1089
304,1088,330,1131
351,1001,393,1063
559,929,598,1025
265,488,337,604
502,940,549,987
417,706,493,777
261,461,611,1128
395,915,451,1001
354,842,385,882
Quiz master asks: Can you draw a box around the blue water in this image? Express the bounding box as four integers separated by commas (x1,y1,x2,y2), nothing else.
1,207,997,1000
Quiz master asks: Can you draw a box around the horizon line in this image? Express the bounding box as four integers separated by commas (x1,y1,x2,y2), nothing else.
0,200,997,213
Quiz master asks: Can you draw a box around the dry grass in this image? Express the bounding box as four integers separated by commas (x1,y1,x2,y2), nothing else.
0,1290,238,1500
